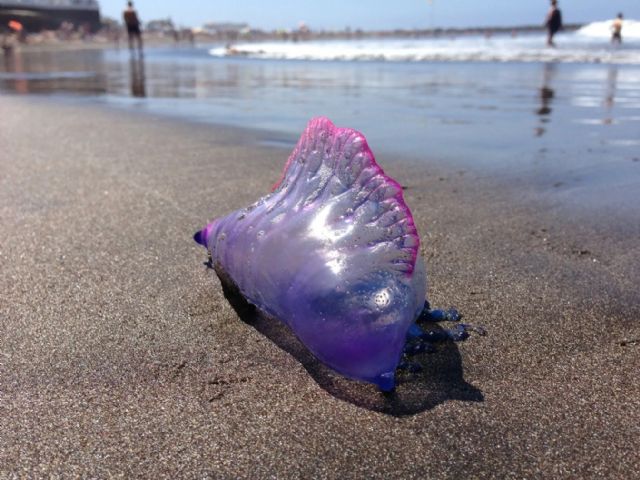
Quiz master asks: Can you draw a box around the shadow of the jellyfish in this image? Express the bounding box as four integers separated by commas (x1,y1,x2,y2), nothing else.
215,265,484,417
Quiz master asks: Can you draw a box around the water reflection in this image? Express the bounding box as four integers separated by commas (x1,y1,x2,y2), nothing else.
535,62,556,137
603,65,618,125
0,49,107,94
129,55,146,97
2,47,28,94
1,48,639,178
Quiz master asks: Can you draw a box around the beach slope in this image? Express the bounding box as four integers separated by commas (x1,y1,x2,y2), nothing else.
0,96,638,478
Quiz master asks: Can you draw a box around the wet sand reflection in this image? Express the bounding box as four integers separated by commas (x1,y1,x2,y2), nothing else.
129,55,146,97
535,62,556,137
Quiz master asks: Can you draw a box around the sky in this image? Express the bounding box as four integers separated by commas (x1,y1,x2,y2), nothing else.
101,1,638,31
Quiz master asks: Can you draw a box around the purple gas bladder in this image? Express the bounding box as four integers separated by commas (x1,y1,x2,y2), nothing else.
195,117,427,391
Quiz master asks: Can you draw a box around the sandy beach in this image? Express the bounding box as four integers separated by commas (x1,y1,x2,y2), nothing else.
1,95,639,478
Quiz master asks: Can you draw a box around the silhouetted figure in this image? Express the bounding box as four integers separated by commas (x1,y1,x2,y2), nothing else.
123,1,143,54
545,0,562,47
611,13,623,45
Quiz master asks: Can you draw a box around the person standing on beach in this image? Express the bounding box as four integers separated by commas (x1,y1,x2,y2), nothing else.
611,13,623,45
545,0,562,47
123,1,143,53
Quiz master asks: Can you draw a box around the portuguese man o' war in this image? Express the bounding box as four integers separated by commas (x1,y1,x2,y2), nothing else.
194,117,483,392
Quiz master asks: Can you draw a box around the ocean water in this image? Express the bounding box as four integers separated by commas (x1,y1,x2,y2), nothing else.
1,22,639,215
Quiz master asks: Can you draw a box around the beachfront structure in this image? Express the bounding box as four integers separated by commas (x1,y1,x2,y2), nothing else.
145,18,175,34
202,21,249,36
0,0,101,32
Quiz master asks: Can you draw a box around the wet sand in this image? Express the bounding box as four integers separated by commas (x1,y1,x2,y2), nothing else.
1,96,639,478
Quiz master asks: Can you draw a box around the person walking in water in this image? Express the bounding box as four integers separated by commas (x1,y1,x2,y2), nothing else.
611,13,623,45
123,1,143,53
545,0,562,47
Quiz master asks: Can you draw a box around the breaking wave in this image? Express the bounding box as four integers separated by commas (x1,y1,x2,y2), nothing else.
210,20,640,65
576,19,640,39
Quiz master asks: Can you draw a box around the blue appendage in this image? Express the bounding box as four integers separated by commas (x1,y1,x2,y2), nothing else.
399,302,486,372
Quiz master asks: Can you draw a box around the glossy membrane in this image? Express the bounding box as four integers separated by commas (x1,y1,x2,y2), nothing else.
195,117,426,390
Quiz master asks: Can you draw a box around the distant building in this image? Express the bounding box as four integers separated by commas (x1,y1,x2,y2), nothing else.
145,17,175,34
202,21,249,37
0,0,101,32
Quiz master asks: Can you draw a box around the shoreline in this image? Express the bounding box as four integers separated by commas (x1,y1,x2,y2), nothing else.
4,49,635,223
1,95,638,477
46,90,640,234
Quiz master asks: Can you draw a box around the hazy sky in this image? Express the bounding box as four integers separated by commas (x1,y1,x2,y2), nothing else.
102,1,638,30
